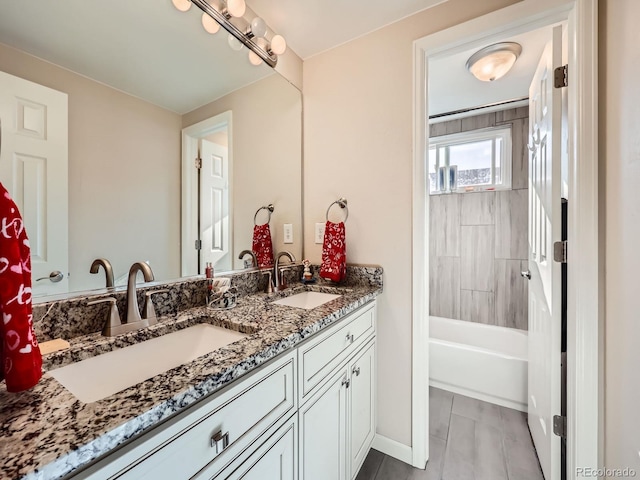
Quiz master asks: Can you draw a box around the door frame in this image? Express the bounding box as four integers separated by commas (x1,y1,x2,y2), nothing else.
181,111,233,276
411,0,600,475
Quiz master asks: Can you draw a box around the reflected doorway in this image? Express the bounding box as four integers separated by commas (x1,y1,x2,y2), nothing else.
181,111,233,276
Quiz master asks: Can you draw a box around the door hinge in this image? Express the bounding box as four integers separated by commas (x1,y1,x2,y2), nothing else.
195,239,202,250
553,415,567,438
195,157,202,169
554,65,568,88
553,240,567,263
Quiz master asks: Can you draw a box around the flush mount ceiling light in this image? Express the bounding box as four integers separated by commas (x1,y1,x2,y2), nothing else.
465,42,522,82
171,0,287,67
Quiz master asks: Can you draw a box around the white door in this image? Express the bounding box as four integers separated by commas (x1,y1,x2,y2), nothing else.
200,138,231,272
299,368,348,480
348,341,375,479
527,25,563,480
0,71,69,296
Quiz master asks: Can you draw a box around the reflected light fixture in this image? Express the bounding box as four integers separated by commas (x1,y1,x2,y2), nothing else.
201,13,220,34
171,0,286,67
172,0,192,12
466,42,522,82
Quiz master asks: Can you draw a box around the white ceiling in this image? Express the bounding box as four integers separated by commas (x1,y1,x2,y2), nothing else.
0,0,544,116
0,0,274,114
428,26,553,117
250,0,449,59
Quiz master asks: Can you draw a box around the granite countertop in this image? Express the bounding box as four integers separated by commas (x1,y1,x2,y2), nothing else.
0,281,382,480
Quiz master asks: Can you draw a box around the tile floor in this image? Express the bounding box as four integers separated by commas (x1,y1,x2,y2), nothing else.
356,388,544,480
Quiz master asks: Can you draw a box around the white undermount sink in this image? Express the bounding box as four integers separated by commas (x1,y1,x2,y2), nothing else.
49,324,247,403
272,291,341,310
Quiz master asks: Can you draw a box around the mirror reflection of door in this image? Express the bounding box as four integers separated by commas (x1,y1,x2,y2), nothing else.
0,71,69,296
199,131,231,273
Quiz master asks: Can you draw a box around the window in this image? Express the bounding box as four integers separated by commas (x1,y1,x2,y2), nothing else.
428,126,512,194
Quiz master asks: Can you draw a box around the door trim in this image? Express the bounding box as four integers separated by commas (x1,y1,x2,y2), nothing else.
411,0,600,474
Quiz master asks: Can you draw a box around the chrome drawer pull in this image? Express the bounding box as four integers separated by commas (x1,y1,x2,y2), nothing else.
211,431,230,454
341,376,350,388
352,366,360,377
345,333,354,343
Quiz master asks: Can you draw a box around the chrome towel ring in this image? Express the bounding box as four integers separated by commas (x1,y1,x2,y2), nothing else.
326,198,348,223
254,204,274,225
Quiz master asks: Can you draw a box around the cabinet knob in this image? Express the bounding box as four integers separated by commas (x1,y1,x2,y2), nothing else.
352,366,361,377
341,376,350,388
211,430,230,454
345,333,354,343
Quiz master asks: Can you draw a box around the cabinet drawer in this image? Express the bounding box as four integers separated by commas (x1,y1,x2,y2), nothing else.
198,417,297,480
299,302,375,402
110,352,296,480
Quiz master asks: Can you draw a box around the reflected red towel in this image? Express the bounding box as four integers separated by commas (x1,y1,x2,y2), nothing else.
0,183,42,392
320,221,346,283
252,223,274,269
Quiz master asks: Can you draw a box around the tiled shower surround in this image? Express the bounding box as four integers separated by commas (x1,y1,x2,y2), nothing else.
429,107,529,330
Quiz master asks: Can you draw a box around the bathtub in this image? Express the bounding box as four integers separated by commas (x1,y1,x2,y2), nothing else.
429,316,528,412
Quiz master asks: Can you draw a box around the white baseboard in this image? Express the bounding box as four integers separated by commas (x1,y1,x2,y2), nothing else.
372,434,413,465
429,380,528,413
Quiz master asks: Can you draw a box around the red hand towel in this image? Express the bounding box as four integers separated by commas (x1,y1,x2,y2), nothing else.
0,183,42,392
320,221,346,283
252,223,274,269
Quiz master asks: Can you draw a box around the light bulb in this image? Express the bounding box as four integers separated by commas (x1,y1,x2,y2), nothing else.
226,0,246,18
172,0,192,12
270,35,287,55
250,17,267,38
248,50,263,66
201,13,220,34
228,34,244,51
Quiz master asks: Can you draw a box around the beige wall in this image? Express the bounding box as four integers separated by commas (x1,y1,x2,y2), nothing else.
183,74,303,270
0,43,182,291
302,0,519,446
600,0,640,470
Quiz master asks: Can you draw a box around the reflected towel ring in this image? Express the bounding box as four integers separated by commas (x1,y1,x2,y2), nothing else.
254,204,274,226
326,198,348,223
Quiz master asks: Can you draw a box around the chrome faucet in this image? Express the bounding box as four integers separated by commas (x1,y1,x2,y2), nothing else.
274,251,296,291
90,258,114,288
126,262,154,324
238,249,258,269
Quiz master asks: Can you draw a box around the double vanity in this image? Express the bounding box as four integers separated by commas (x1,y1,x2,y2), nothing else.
0,265,382,480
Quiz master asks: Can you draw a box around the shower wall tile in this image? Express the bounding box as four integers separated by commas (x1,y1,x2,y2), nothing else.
430,121,448,137
460,226,494,292
495,106,529,122
460,192,495,226
510,118,529,190
430,257,461,320
495,189,528,260
430,194,460,257
460,290,495,325
494,259,529,330
461,112,495,131
429,107,530,330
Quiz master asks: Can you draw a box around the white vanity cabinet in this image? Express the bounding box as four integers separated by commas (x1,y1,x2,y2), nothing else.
75,350,297,480
72,300,376,480
298,302,377,480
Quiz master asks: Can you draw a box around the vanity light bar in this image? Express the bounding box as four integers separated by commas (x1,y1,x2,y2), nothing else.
190,0,278,67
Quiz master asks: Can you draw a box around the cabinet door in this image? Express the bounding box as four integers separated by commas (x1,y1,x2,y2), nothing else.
299,367,348,480
348,341,376,479
220,419,297,480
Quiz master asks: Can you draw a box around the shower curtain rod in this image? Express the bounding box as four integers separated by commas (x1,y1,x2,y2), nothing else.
429,96,529,120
